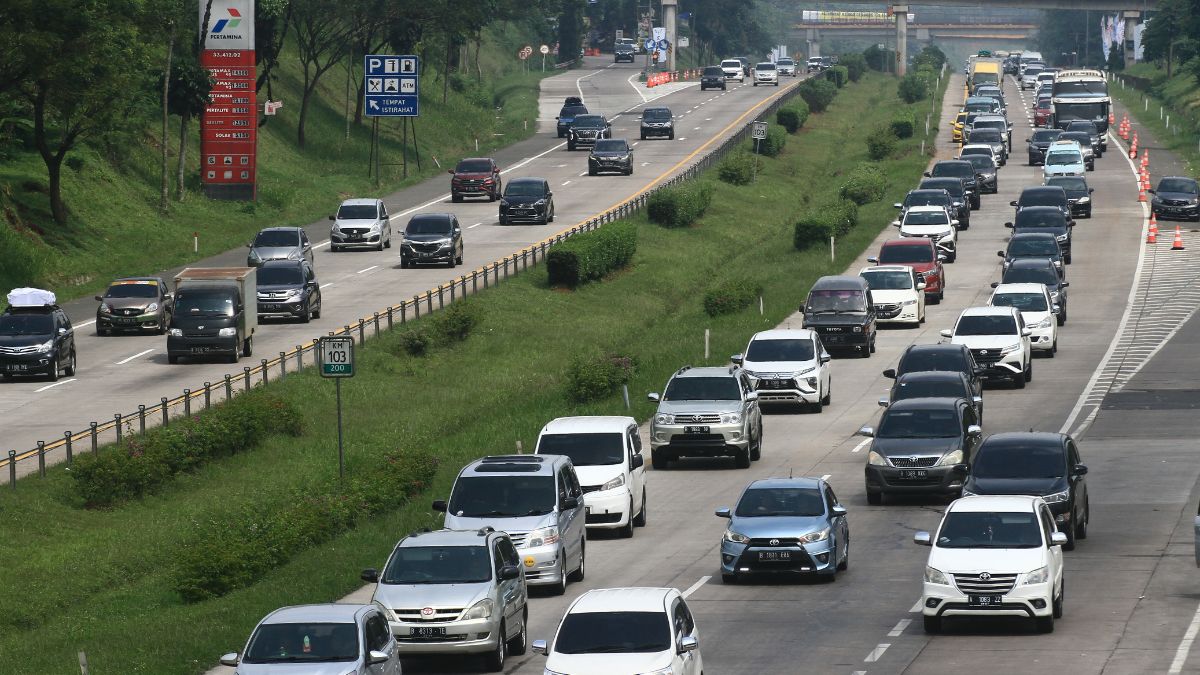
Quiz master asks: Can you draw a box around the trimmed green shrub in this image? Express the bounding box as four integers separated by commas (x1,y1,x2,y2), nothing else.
775,100,810,134
840,53,867,82
751,126,786,157
172,447,439,602
397,327,431,356
824,65,849,88
827,198,859,234
866,126,899,160
547,219,637,287
71,390,303,508
864,44,893,72
898,73,929,103
703,277,763,317
839,163,887,205
890,110,916,138
565,352,638,402
430,300,478,344
647,181,714,228
793,199,858,251
717,151,756,185
799,78,838,113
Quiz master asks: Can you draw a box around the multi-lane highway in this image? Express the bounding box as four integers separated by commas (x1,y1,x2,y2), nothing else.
0,56,804,478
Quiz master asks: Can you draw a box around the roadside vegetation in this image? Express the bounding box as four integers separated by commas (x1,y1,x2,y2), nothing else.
1113,63,1200,175
0,65,943,673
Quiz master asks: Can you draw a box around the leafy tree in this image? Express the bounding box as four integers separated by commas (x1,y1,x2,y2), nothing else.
1142,0,1191,77
1107,43,1124,72
290,0,353,148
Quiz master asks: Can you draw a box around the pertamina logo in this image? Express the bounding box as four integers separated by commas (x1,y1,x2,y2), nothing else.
210,8,243,39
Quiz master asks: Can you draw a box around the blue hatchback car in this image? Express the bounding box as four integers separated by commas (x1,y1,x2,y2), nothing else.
715,477,850,583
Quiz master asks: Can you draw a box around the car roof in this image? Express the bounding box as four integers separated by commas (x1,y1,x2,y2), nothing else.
569,587,675,614
980,431,1066,449
862,265,914,274
750,328,818,341
746,477,822,491
339,197,381,206
993,282,1049,295
896,370,966,384
960,144,993,151
1009,257,1056,269
409,212,453,221
463,454,561,476
508,177,546,186
263,604,370,624
1009,231,1057,241
908,188,949,197
109,276,161,283
887,396,965,411
644,106,671,113
398,528,497,548
882,237,935,247
949,494,1043,513
907,205,949,214
812,275,870,291
675,366,736,378
920,177,962,187
973,114,1006,122
960,305,1016,317
1021,186,1066,196
257,226,303,233
934,160,973,168
258,259,305,269
905,343,967,354
539,416,637,435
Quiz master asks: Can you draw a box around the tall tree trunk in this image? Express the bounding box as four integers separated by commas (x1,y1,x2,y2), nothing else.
475,36,482,83
354,78,364,126
443,38,452,104
31,84,70,227
176,113,189,201
161,27,175,214
1167,40,1174,78
299,82,315,148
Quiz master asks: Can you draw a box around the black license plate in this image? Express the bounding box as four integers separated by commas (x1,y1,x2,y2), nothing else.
969,594,1003,606
347,236,363,241
5,364,29,372
684,426,709,434
190,347,213,354
758,550,792,562
898,470,928,480
263,304,281,311
410,626,446,637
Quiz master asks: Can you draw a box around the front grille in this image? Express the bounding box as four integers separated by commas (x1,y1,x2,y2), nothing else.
747,537,800,547
343,228,369,236
507,532,528,549
888,456,940,468
183,331,217,338
458,179,484,186
392,608,465,623
121,308,140,316
586,512,622,524
876,303,900,313
953,572,1018,594
258,292,292,300
668,433,725,445
409,242,440,253
1165,199,1192,207
0,345,40,355
756,378,797,390
396,632,470,643
971,348,1004,365
674,413,721,424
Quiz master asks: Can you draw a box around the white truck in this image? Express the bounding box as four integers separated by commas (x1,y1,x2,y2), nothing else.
166,267,257,364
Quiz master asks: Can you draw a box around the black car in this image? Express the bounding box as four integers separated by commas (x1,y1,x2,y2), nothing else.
1063,120,1105,156
1045,176,1094,218
963,432,1089,549
1026,128,1063,165
1006,206,1074,264
998,232,1065,276
918,178,971,227
996,258,1069,325
567,114,610,151
400,213,464,268
499,177,554,225
1058,131,1096,170
700,66,727,91
801,275,877,357
255,259,322,322
962,154,998,195
0,299,76,381
881,370,983,424
926,161,981,209
861,397,981,504
883,343,983,393
556,104,588,138
895,188,958,220
614,43,635,63
1012,186,1073,223
588,139,634,175
1151,176,1200,222
95,277,173,335
640,107,674,140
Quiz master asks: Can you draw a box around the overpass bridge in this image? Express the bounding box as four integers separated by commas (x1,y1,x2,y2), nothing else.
794,22,1037,57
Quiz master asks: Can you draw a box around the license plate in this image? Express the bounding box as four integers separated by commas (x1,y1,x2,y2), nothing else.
347,236,363,241
6,364,28,371
969,594,1003,606
410,626,446,637
190,347,212,354
684,426,709,434
263,304,280,311
758,550,792,561
898,470,928,480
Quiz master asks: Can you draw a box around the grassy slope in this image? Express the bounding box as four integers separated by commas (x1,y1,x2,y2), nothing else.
0,72,942,674
1114,63,1200,176
0,22,548,299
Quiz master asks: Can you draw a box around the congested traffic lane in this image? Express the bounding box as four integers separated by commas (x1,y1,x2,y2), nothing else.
0,57,807,477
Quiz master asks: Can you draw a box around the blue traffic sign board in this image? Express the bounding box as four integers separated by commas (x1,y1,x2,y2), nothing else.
364,54,419,117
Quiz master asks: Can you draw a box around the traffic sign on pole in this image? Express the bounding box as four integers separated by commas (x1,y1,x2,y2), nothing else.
319,336,355,378
364,54,419,118
752,121,768,139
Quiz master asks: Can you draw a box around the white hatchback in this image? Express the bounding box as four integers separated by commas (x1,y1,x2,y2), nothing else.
989,283,1058,356
732,328,832,410
860,265,926,326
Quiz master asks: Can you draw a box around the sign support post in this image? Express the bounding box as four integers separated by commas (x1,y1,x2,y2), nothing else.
319,336,355,479
364,54,420,184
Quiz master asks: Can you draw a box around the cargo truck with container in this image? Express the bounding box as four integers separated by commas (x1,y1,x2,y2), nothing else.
166,267,257,364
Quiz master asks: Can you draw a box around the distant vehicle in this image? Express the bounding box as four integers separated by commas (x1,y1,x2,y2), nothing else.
1063,120,1104,156
776,57,797,76
961,153,999,195
997,232,1065,275
400,213,464,268
1045,175,1093,219
895,188,959,224
918,177,972,227
996,258,1069,325
869,237,947,303
882,343,983,392
735,57,752,76
700,66,728,91
1006,205,1074,265
614,41,636,63
499,177,554,225
801,275,878,356
892,205,958,263
731,328,833,410
753,61,779,86
1150,176,1200,222
220,604,402,674
1034,97,1053,127
450,157,502,203
640,106,675,139
556,103,588,138
566,114,611,151
926,161,981,209
721,59,746,81
966,129,1007,166
1027,128,1064,165
1042,141,1087,178
1020,64,1045,89
0,288,75,381
1052,69,1111,133
95,277,173,336
329,198,391,251
968,113,1012,149
1056,132,1095,169
951,111,969,143
990,283,1059,356
807,56,825,73
168,267,257,364
255,260,321,323
246,226,313,268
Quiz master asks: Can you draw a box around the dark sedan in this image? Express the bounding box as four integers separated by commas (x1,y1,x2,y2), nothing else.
880,370,983,424
499,177,555,225
1012,186,1073,223
588,139,634,175
1045,176,1094,218
1151,176,1200,222
919,178,971,226
860,397,981,504
998,232,1065,276
962,154,998,194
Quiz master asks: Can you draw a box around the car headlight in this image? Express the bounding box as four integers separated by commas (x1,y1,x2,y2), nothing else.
1042,488,1070,504
799,527,830,543
795,366,816,376
938,231,955,242
248,249,261,261
534,199,546,206
1023,566,1049,585
600,474,625,491
1000,343,1021,355
145,303,159,313
34,339,54,353
723,529,749,544
332,223,342,234
528,526,559,548
283,288,302,299
901,299,917,306
1031,316,1053,328
369,222,382,233
287,250,301,260
867,450,887,466
655,413,673,425
500,199,509,207
1078,196,1090,204
462,598,494,620
1055,234,1068,242
925,566,949,585
721,412,742,424
168,328,182,337
852,326,863,333
937,449,964,466
806,376,818,388
218,327,237,337
98,303,114,314
438,239,453,249
1050,291,1060,301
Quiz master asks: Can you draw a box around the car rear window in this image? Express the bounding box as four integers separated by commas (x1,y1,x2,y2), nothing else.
879,243,933,264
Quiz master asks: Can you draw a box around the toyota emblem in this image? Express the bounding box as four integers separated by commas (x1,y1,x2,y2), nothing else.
769,538,780,546
907,456,918,464
420,607,436,618
978,572,991,581
980,350,989,355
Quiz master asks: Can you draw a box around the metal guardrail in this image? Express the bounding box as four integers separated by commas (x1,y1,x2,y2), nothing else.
2,78,805,489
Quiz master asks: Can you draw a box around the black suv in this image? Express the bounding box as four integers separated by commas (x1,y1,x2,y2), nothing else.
801,276,877,357
1011,186,1073,223
881,370,983,425
861,397,981,504
895,188,958,220
588,139,633,175
1026,128,1063,165
499,177,554,225
0,299,76,381
1063,120,1104,156
963,432,1089,549
400,213,464,268
926,161,981,209
614,43,635,63
640,107,674,139
556,103,588,138
1005,206,1074,264
882,343,983,393
996,258,1069,325
998,232,1064,275
700,66,727,91
918,178,971,227
255,259,322,322
1045,176,1094,218
567,114,610,151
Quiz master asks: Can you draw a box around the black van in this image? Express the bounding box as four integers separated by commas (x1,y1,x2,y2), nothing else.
801,276,877,357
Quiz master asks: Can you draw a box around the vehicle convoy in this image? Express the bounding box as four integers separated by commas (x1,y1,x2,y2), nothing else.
0,288,76,381
892,205,958,263
1026,128,1063,165
95,277,173,335
1051,69,1110,134
895,188,961,224
329,197,391,251
801,275,878,356
254,260,321,323
246,226,314,268
433,454,587,595
969,113,1012,149
1012,186,1074,224
1063,120,1104,157
360,528,528,671
556,102,588,138
968,57,1001,93
715,477,850,582
731,328,833,411
860,396,981,505
400,213,464,268
860,265,926,326
449,157,502,203
1005,206,1074,265
166,267,256,364
927,161,981,209
940,306,1033,388
882,343,983,395
915,495,1067,634
220,603,402,674
648,365,764,469
535,416,648,537
614,41,635,63
869,238,946,303
588,139,634,176
776,57,797,76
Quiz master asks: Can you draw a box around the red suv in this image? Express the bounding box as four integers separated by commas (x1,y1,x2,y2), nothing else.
867,239,946,303
450,157,501,202
1033,97,1052,127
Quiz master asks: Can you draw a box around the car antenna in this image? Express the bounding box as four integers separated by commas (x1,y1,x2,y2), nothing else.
789,467,793,478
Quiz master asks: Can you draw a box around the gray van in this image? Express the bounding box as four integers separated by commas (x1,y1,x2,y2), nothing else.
434,455,586,595
801,275,878,357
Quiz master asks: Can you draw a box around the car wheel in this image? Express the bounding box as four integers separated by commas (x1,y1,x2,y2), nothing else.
301,302,312,323
1077,502,1089,539
312,302,321,320
923,616,941,634
722,572,737,584
588,167,596,176
548,207,555,223
1035,614,1055,633
377,238,385,252
567,142,575,151
749,428,762,460
483,620,506,671
1025,359,1033,382
244,336,253,358
167,354,179,365
507,607,528,655
867,490,882,506
870,336,877,353
1058,310,1067,326
821,383,831,406
753,82,758,86
633,490,647,527
64,351,76,377
156,318,166,335
568,542,585,582
549,556,567,596
640,133,646,140
734,448,751,469
1053,581,1065,618
837,537,849,571
456,249,464,265
331,244,341,252
498,216,507,226
619,501,635,538
651,449,668,470
228,338,242,364
1013,367,1026,389
44,355,61,380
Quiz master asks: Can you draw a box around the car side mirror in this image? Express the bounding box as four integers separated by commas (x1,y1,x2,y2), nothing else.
220,653,240,667
1004,222,1014,229
561,496,579,510
914,531,932,546
745,391,759,401
730,354,744,366
367,650,390,665
916,282,927,290
432,500,447,512
923,171,932,177
532,639,548,655
499,565,520,580
819,353,831,364
996,250,1005,257
940,329,953,339
990,282,1000,288
1051,531,1068,546
328,215,337,221
878,397,889,408
630,453,644,470
361,568,380,583
1022,328,1033,337
447,169,455,174
1149,189,1156,195
937,254,948,262
715,507,731,518
831,505,848,516
967,424,982,436
1009,200,1018,207
679,635,699,653
866,257,879,264
1060,281,1070,288
1052,303,1061,313
857,425,874,437
1025,138,1031,143
1073,464,1088,476
647,393,661,402
951,219,960,227
882,368,897,379
1089,188,1095,194
953,463,970,475
893,203,903,208
891,221,901,227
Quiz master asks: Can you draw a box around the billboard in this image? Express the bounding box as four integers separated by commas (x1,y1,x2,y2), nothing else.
199,0,257,201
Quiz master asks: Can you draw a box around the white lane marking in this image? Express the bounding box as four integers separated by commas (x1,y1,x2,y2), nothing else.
115,349,154,365
319,282,334,289
887,619,911,637
852,672,867,675
820,474,832,481
35,379,76,393
640,162,650,167
678,137,687,141
578,170,588,177
631,141,640,147
357,265,378,274
1169,601,1200,672
75,319,96,328
467,222,483,229
864,644,891,663
909,600,923,613
852,438,871,453
705,118,712,121
682,575,710,598
575,69,604,101
693,126,701,130
553,163,568,168
561,180,572,186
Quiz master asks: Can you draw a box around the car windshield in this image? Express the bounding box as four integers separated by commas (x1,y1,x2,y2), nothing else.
921,180,962,197
593,140,627,152
505,181,545,197
1065,123,1095,134
964,102,992,112
746,338,815,362
1004,266,1057,285
703,67,723,76
894,379,966,401
447,475,556,517
735,487,825,517
537,433,624,466
722,61,741,68
1047,177,1086,191
382,545,492,584
406,216,452,235
1009,238,1058,256
807,289,868,313
899,350,967,373
1055,102,1106,122
253,231,299,247
1032,130,1062,143
174,291,234,317
965,155,996,171
257,267,304,286
906,192,947,207
0,313,53,336
573,115,606,128
931,163,971,178
878,408,961,438
905,211,950,226
1015,211,1066,228
560,105,587,117
1159,178,1200,194
643,109,671,120
104,282,159,299
879,244,933,264
1021,192,1063,207
456,159,492,173
242,622,358,664
955,314,1017,336
336,204,378,220
664,376,741,401
993,292,1049,311
756,63,776,71
972,130,1002,142
936,511,1043,548
1036,99,1052,110
1025,67,1044,76
1060,134,1091,147
554,611,671,654
974,444,1064,479
778,59,794,65
862,270,914,290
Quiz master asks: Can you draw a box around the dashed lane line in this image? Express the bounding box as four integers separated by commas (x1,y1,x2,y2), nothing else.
115,349,154,365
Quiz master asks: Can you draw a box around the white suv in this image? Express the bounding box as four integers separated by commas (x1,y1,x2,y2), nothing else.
941,306,1032,388
721,59,745,82
536,416,648,538
915,495,1067,634
860,265,926,326
731,329,832,411
753,62,779,86
893,205,958,262
989,283,1058,356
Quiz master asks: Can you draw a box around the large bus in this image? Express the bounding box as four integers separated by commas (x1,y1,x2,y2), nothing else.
1051,69,1110,133
969,59,1002,93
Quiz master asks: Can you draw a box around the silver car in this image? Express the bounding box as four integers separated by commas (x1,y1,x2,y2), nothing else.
648,365,763,470
220,603,401,674
247,227,314,268
362,528,528,671
330,198,392,252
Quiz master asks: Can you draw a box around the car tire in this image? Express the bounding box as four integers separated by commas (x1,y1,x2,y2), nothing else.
456,249,464,265
376,238,385,252
568,142,575,151
167,354,179,364
1077,502,1089,539
483,620,506,672
619,501,635,538
312,302,321,320
734,449,751,469
568,543,585,582
301,303,312,323
508,607,529,655
1057,310,1067,326
837,537,849,571
634,491,647,527
625,167,633,176
652,449,668,470
1025,359,1033,382
548,207,555,223
1036,614,1055,634
821,383,831,406
753,82,758,86
498,216,507,226
722,572,737,584
156,319,166,335
640,132,646,140
749,428,762,460
867,490,882,505
244,336,253,358
588,167,596,176
64,351,76,377
331,244,341,252
549,556,567,596
1053,581,1065,618
452,193,463,203
228,338,242,364
923,616,941,634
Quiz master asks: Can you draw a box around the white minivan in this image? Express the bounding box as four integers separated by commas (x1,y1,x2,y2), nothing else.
536,416,647,537
989,283,1058,356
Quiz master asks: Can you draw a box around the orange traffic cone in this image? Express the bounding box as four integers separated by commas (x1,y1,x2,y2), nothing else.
1141,150,1149,167
1148,227,1158,244
1172,225,1186,250
1109,111,1116,125
1130,143,1138,159
1139,185,1147,202
1150,212,1159,232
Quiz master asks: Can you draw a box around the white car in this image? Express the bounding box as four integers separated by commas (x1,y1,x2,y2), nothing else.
892,205,958,262
330,197,392,252
535,416,647,537
721,59,745,82
532,587,703,675
776,58,797,76
941,306,1032,388
915,495,1067,634
1043,141,1087,178
1020,66,1044,89
731,328,832,411
959,143,999,165
989,283,1058,356
753,62,779,86
860,265,926,326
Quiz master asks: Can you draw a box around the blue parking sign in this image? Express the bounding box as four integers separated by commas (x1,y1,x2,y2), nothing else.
364,55,419,117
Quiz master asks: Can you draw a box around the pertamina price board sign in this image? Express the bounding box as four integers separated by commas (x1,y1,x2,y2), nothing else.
319,337,355,378
199,0,257,201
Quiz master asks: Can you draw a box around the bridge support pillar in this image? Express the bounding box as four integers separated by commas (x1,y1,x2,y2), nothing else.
894,5,909,76
662,0,678,72
806,28,820,59
1123,10,1140,70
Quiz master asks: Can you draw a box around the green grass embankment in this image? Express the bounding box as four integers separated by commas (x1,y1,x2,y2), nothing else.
1112,64,1200,175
